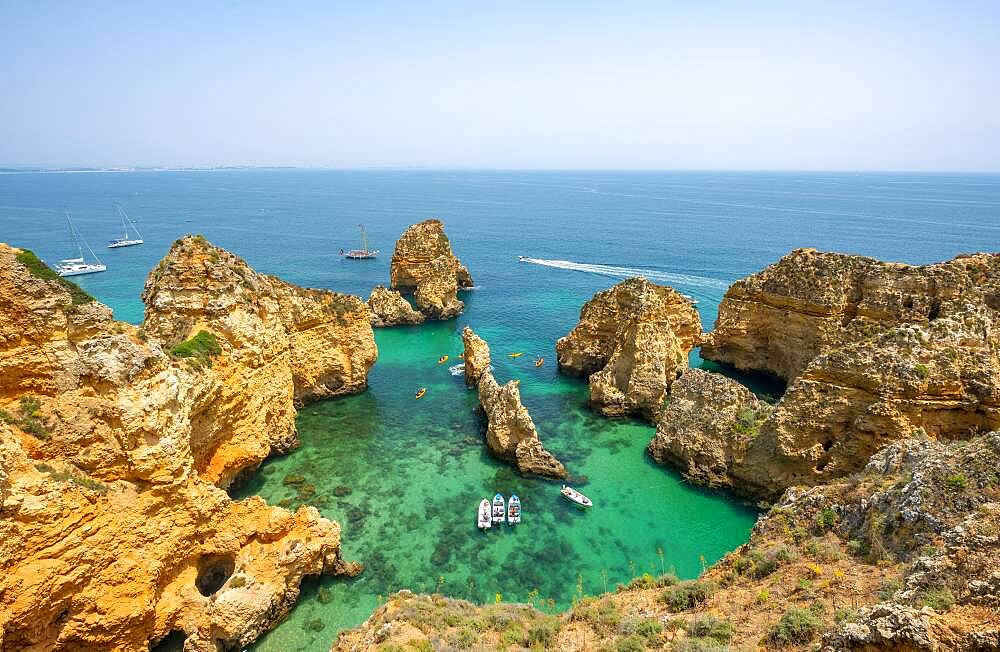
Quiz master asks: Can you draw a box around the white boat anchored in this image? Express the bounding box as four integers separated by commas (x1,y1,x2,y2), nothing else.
340,223,379,259
492,493,506,523
507,495,521,524
560,485,593,508
107,205,144,248
477,499,492,530
55,212,106,277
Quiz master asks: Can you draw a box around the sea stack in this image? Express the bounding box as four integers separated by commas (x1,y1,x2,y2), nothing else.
368,285,425,327
389,219,473,320
0,239,369,651
462,327,567,478
649,250,1000,501
556,277,702,419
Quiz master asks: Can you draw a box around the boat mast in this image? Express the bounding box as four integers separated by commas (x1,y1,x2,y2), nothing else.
359,223,368,254
118,205,142,239
66,211,84,259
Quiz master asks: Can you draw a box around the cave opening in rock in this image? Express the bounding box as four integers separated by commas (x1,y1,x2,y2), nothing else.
195,554,235,597
150,630,187,652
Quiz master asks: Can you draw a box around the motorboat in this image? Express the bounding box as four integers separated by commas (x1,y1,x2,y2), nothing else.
560,485,593,508
492,493,505,523
477,499,492,530
507,495,521,524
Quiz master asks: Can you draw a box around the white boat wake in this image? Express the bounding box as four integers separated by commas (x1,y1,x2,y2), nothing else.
449,363,466,376
518,257,728,290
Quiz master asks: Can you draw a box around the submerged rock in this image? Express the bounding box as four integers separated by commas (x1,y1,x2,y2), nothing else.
368,285,425,327
462,327,566,478
461,326,491,387
389,219,473,320
0,240,367,651
556,277,701,419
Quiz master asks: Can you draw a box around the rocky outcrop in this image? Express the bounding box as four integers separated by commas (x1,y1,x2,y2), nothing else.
460,326,490,387
648,369,773,495
701,248,1000,382
556,277,701,419
665,250,1000,500
367,285,424,327
389,219,473,320
462,327,566,478
0,241,369,651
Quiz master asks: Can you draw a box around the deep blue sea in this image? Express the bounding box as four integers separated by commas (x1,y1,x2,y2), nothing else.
2,170,998,650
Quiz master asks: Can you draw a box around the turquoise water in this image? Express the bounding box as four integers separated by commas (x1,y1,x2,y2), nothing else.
3,170,998,650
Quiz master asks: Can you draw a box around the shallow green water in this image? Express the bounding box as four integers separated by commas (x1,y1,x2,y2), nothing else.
234,321,759,651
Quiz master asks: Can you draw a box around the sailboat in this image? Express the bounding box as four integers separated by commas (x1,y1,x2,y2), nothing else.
107,205,144,248
55,212,107,277
341,224,379,259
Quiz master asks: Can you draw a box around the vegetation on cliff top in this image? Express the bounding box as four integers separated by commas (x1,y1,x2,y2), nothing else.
15,248,95,306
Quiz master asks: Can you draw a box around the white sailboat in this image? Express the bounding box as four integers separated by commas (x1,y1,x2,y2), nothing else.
341,223,379,259
107,205,144,248
56,212,106,277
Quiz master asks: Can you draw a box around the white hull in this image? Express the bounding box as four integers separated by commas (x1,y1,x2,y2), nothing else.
507,496,521,524
477,499,492,530
561,485,593,508
492,494,506,523
108,238,144,248
58,264,107,277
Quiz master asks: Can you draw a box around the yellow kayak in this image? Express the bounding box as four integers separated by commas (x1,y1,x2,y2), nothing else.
534,357,544,367
415,388,426,399
437,355,449,364
509,352,524,358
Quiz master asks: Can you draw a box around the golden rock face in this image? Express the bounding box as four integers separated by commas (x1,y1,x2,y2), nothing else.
0,238,374,651
556,277,702,420
368,285,425,327
659,249,1000,501
389,219,473,320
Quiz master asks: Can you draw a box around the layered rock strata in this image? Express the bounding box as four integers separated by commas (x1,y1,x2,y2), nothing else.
389,219,473,320
661,250,1000,500
462,327,566,478
0,240,372,651
367,285,425,327
556,277,701,419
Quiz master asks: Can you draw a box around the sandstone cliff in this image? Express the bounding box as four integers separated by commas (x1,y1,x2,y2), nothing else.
664,250,1000,500
460,326,490,387
462,327,566,478
367,285,424,327
0,241,372,651
389,219,473,320
556,277,701,419
333,432,1000,651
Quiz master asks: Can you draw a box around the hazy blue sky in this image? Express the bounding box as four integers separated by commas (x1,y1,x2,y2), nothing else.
1,2,998,170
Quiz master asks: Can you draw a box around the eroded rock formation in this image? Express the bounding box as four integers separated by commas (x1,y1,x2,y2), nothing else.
556,277,701,419
463,327,566,478
662,250,1000,500
647,369,773,495
368,285,425,327
0,240,372,651
389,219,473,320
460,326,490,387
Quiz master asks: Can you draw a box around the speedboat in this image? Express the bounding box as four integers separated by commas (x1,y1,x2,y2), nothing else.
507,495,521,524
560,485,593,508
492,493,505,523
518,256,527,262
477,499,492,530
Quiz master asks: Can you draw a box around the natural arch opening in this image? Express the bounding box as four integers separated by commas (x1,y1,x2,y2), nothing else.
195,554,235,597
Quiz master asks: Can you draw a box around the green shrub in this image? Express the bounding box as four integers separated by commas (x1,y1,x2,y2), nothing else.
15,249,95,306
672,638,730,652
170,330,222,367
878,578,902,601
500,622,525,647
816,507,838,530
626,573,657,590
571,597,621,630
913,364,930,379
660,580,717,612
449,627,477,649
921,585,956,612
944,474,967,491
527,616,559,648
732,407,764,436
615,636,645,652
768,605,823,646
686,615,732,643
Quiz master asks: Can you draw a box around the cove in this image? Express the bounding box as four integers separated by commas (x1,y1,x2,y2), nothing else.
233,320,759,652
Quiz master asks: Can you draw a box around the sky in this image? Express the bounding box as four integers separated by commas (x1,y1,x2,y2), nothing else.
1,1,998,171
